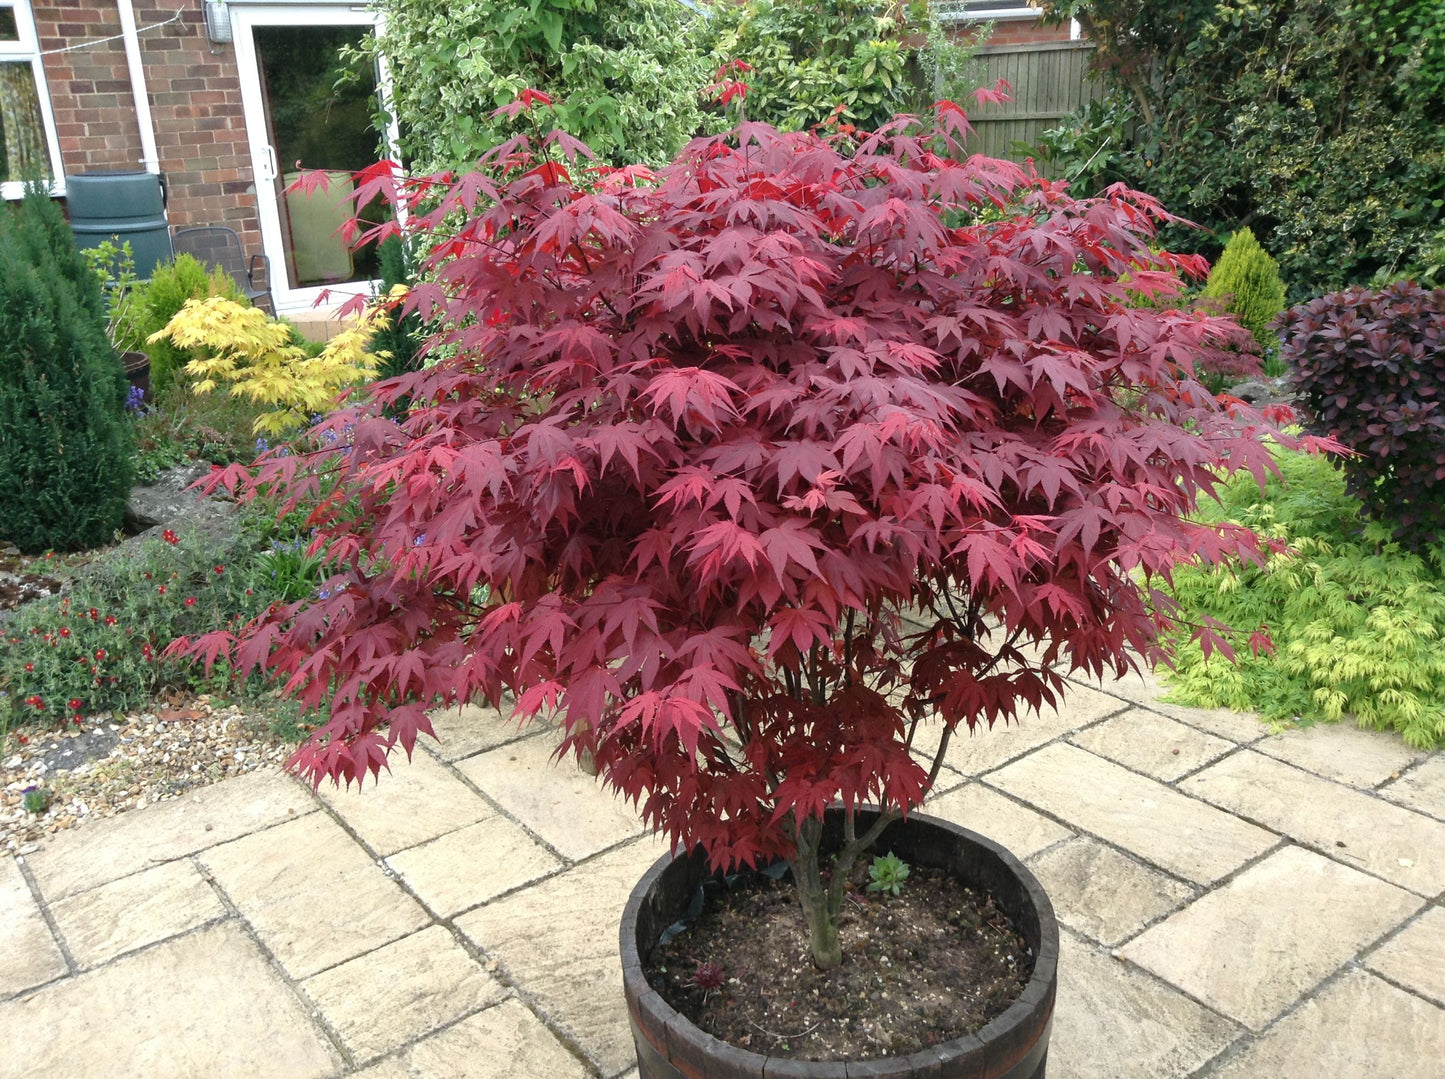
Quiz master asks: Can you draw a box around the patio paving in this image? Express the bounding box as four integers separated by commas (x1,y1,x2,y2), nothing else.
1,672,1442,1078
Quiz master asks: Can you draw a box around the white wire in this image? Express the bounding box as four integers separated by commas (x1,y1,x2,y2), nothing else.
40,7,186,56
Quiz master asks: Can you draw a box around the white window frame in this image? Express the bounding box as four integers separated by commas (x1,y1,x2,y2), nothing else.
0,0,65,199
934,3,1082,39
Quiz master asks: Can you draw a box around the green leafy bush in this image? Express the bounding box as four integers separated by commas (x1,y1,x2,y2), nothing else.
362,0,715,174
121,254,246,397
1040,1,1445,299
0,187,134,553
1202,227,1288,361
1279,282,1445,547
1162,446,1445,749
699,0,984,133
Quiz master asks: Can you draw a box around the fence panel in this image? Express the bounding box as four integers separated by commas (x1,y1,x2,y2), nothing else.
963,40,1103,170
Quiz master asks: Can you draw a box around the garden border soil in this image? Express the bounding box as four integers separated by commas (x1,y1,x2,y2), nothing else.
621,808,1058,1079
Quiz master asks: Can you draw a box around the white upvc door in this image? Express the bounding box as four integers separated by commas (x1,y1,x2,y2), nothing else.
230,2,401,314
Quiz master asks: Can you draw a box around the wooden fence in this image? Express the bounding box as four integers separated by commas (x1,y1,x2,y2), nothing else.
963,40,1104,171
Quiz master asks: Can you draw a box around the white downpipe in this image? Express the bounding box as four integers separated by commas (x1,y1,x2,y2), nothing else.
115,0,161,174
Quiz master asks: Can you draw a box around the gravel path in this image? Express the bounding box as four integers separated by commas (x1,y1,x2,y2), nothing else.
1,697,298,855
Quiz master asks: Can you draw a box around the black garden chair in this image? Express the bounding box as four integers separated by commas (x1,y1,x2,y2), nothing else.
171,226,275,315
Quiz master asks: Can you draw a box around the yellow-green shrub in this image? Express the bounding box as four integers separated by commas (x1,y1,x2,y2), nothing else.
149,297,386,437
1162,446,1445,749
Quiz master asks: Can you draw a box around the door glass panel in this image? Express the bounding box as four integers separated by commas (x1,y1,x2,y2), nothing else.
253,25,385,289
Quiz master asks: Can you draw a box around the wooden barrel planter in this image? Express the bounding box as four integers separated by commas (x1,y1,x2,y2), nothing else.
621,808,1058,1079
122,350,151,404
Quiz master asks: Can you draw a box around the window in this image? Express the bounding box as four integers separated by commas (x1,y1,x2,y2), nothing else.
0,1,62,198
934,1,1045,21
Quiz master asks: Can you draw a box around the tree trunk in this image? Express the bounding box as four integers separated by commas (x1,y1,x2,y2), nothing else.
790,816,844,970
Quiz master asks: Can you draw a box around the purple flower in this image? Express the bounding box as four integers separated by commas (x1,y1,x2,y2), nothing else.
124,385,146,413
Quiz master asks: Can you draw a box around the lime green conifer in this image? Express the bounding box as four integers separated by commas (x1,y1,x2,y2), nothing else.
1203,227,1289,357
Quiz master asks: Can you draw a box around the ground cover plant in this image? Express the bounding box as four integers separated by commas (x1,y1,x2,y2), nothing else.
0,507,326,738
1160,446,1445,749
184,97,1321,972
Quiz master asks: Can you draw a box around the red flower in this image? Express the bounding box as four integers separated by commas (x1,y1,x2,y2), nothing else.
58,627,70,639
214,565,225,574
105,615,117,626
157,585,166,595
94,649,107,660
88,607,99,619
67,698,83,711
24,662,33,672
23,696,43,710
71,715,82,726
162,529,179,545
185,597,197,608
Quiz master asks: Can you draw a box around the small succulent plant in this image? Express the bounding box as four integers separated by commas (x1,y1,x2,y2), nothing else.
21,785,50,814
867,853,911,897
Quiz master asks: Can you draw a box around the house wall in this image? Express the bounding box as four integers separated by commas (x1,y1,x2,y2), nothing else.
33,1,262,256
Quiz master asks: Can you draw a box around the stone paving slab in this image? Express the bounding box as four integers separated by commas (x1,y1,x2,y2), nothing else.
0,922,341,1079
0,854,66,998
1251,721,1427,789
24,769,314,900
48,858,225,970
385,816,562,918
924,781,1074,861
454,837,667,1077
1025,837,1195,947
1182,750,1445,895
454,735,647,861
944,683,1127,777
1364,905,1445,1006
1120,845,1421,1031
1075,667,1270,744
354,1000,594,1079
1069,708,1235,782
1208,969,1445,1079
200,811,430,980
987,743,1277,884
316,748,493,857
1379,755,1445,821
1047,929,1240,1078
423,702,543,762
5,668,1445,1078
300,924,507,1065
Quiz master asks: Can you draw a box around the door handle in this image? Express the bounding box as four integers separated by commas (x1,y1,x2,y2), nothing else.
258,144,278,184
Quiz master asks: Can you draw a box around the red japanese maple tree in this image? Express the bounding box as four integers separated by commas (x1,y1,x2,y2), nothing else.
186,105,1312,969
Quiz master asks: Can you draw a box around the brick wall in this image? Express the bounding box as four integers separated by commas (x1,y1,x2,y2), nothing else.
982,18,1074,46
34,1,262,259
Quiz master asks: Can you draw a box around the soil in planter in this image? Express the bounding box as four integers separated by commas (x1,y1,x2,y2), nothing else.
645,857,1033,1062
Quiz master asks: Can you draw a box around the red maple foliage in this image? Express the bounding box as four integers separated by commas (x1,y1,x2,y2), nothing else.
182,105,1321,968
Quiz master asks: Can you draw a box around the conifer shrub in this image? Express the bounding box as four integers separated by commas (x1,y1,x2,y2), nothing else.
1202,227,1288,363
122,254,247,397
1279,281,1445,547
0,188,133,553
371,236,424,380
1162,445,1445,749
180,105,1322,970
